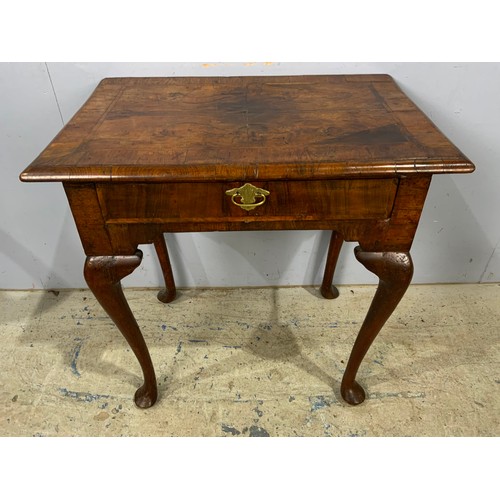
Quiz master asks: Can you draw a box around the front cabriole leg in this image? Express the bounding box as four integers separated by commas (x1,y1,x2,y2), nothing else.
341,246,413,405
84,250,158,408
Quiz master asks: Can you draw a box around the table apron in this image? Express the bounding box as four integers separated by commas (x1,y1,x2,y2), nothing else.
64,175,431,255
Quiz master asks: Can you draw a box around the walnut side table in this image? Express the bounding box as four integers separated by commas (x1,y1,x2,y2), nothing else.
20,75,475,408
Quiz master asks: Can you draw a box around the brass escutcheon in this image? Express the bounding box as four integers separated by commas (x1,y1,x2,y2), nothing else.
225,183,270,211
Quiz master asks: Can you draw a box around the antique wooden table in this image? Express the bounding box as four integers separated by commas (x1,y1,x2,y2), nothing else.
20,75,474,408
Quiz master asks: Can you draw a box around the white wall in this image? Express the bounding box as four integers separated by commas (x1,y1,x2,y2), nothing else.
1,62,499,289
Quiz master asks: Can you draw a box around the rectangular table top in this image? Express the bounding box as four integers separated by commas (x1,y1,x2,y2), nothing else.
21,74,474,183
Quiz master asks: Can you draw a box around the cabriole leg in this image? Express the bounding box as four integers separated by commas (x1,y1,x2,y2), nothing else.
84,250,158,408
320,231,343,299
341,246,413,405
154,234,177,303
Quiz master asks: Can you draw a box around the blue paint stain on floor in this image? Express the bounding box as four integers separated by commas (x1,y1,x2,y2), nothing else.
249,425,270,437
253,401,264,418
221,424,241,436
323,423,333,437
70,340,83,377
59,388,110,403
161,324,178,331
309,395,331,411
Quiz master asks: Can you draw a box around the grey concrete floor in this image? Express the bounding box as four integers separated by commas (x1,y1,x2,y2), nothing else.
1,284,499,436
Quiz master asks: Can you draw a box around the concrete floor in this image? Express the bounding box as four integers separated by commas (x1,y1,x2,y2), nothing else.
0,284,499,436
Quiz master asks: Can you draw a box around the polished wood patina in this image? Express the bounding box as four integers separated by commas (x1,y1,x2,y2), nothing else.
21,75,475,408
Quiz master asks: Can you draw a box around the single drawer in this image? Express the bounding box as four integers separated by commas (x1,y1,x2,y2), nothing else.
97,178,398,224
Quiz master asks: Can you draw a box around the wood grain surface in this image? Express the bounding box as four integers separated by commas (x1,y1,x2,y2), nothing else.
21,75,474,183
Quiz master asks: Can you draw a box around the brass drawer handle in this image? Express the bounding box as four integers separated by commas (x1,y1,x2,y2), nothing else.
225,183,270,211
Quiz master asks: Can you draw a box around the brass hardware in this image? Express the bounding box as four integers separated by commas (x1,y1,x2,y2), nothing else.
225,183,270,211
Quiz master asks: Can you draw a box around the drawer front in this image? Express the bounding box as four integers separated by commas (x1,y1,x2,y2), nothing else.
98,178,398,224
